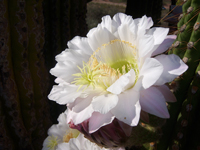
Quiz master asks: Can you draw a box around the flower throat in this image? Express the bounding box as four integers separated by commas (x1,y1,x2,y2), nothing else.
72,39,139,91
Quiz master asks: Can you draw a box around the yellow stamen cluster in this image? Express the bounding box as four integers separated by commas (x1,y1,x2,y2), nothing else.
71,61,103,91
72,39,139,91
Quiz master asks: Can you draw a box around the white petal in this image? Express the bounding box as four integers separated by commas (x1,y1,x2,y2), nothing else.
50,61,80,83
124,69,137,90
48,84,82,104
69,93,94,113
56,49,89,63
67,105,94,125
100,15,117,33
147,27,169,45
139,58,163,89
57,111,68,125
138,35,155,58
57,143,71,150
48,124,68,140
152,35,176,56
137,15,153,37
107,69,135,94
140,86,170,118
92,94,118,114
117,24,136,45
67,36,93,55
89,112,115,133
87,26,116,51
113,13,134,27
111,89,141,126
156,85,176,102
154,54,188,85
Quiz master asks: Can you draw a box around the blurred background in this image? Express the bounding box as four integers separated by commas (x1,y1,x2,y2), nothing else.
0,0,179,149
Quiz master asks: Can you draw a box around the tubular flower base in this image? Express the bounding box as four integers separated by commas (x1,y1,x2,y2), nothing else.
42,110,124,150
69,111,166,148
48,13,188,148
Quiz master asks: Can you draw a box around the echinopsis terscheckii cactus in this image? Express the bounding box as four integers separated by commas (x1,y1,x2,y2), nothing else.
156,0,200,149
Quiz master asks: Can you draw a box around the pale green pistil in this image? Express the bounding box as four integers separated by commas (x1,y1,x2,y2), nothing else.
110,60,129,73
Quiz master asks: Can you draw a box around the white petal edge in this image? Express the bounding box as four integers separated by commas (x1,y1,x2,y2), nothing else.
111,89,141,126
113,13,135,27
87,26,116,51
139,58,163,89
92,94,118,114
140,86,170,118
89,112,115,133
67,105,94,125
156,85,176,102
68,93,95,113
67,36,93,55
154,54,188,85
137,15,153,38
152,35,176,56
99,15,116,33
107,69,135,94
48,84,82,105
147,27,169,45
138,35,155,58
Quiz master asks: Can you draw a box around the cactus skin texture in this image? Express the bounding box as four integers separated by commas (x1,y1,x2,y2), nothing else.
156,0,200,150
0,0,88,149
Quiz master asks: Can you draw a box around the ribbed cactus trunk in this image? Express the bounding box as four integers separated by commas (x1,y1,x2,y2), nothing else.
125,0,163,24
0,0,88,149
157,0,200,149
125,0,200,149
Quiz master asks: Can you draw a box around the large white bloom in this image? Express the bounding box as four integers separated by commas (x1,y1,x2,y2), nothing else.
49,13,188,133
42,110,121,150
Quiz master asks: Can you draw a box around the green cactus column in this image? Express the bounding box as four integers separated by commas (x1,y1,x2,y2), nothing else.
0,0,34,149
157,0,200,149
0,0,89,149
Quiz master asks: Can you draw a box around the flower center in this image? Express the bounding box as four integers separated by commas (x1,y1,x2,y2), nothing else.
72,39,139,90
47,135,59,150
